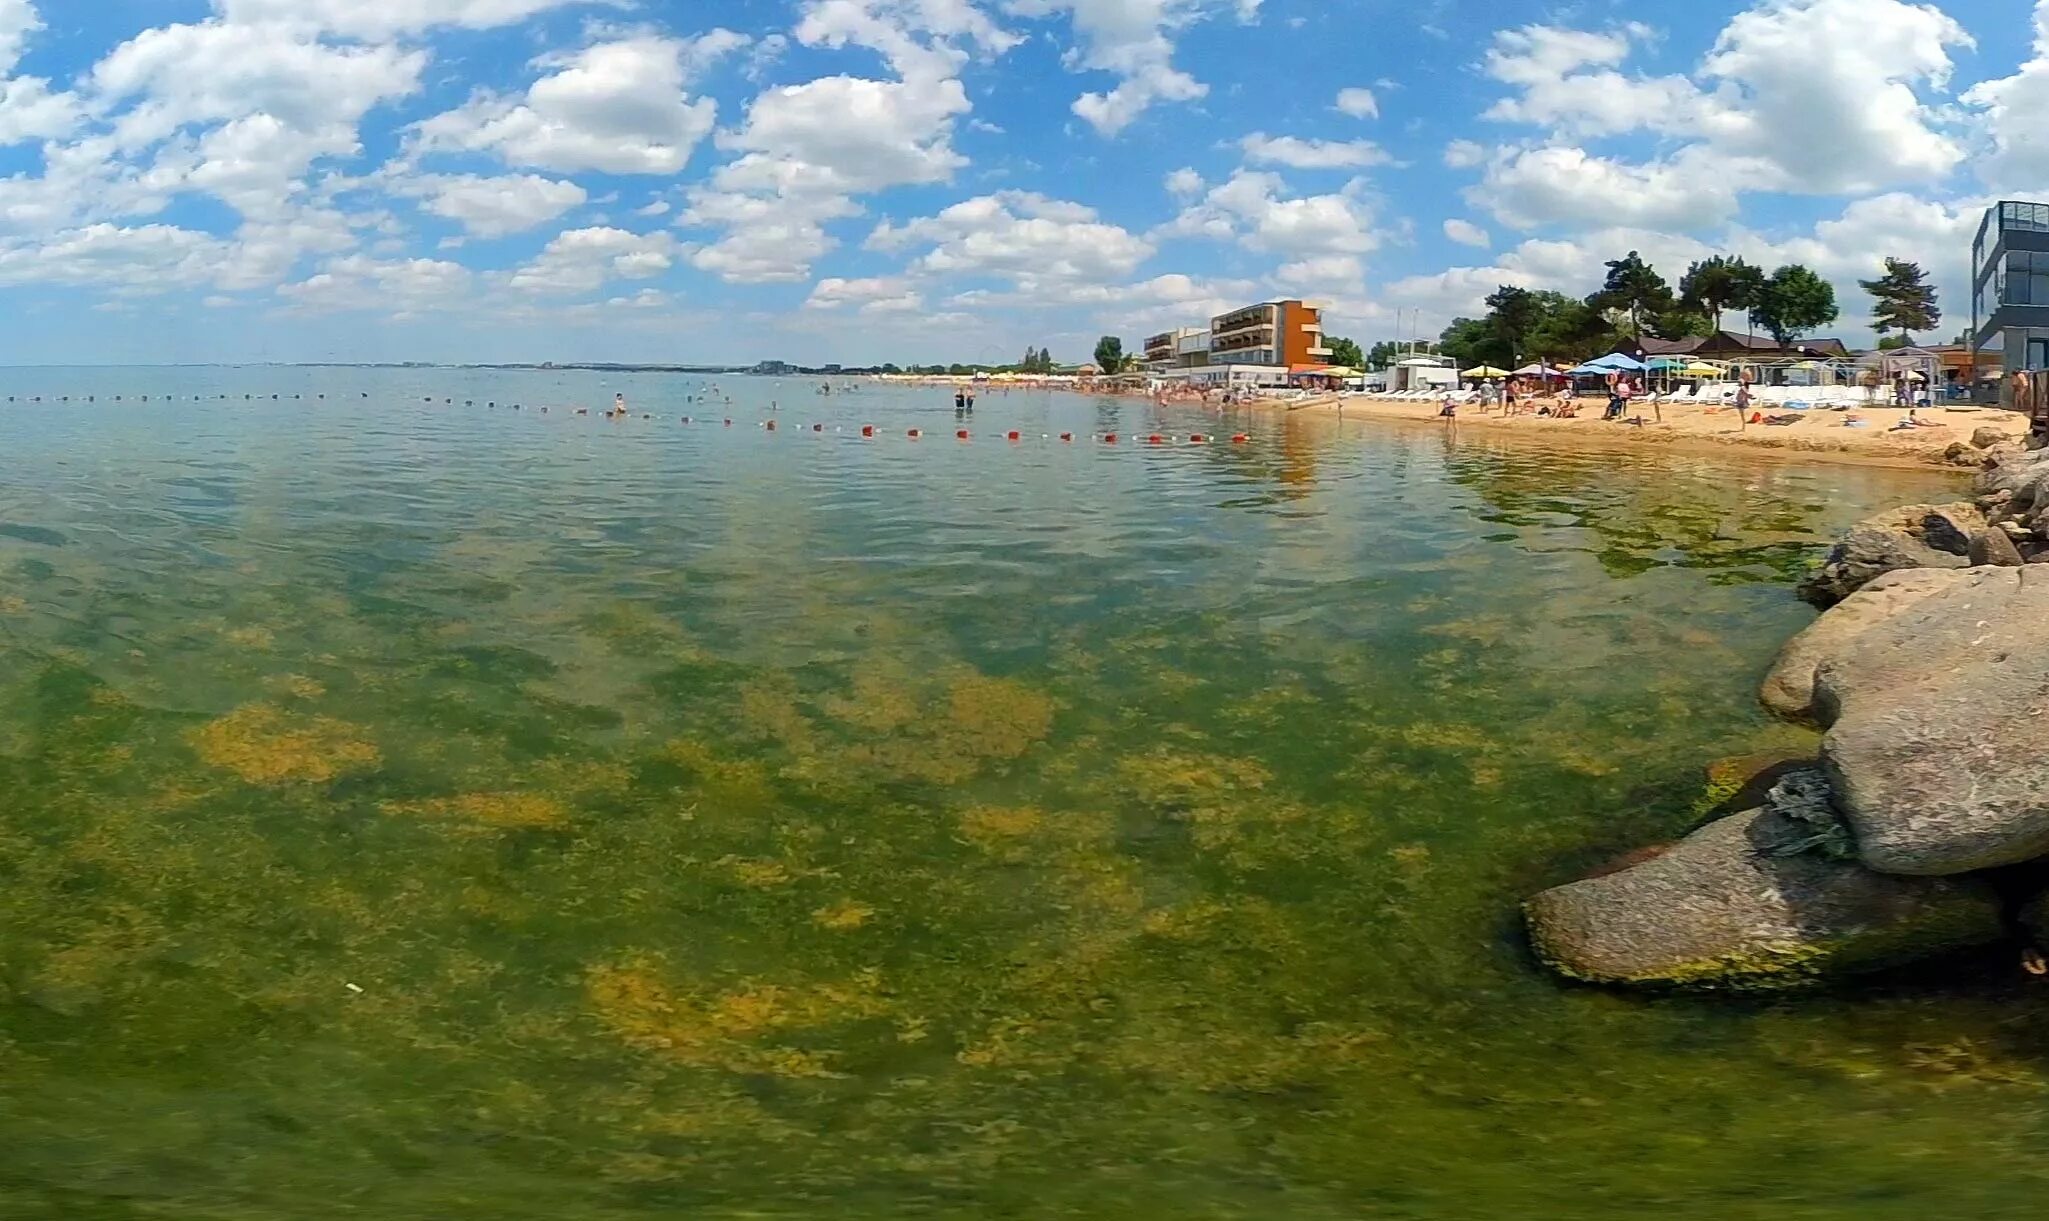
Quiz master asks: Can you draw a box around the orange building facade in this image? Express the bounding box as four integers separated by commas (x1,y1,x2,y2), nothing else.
1209,300,1330,368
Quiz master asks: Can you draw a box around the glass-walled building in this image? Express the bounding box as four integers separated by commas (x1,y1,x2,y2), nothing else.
1973,201,2049,403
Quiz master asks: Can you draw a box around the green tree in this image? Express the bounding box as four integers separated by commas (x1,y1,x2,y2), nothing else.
1678,256,1764,336
1648,307,1712,341
1860,257,1940,346
1365,340,1401,370
1523,294,1614,363
1436,317,1497,371
1327,336,1365,368
1093,336,1126,374
1484,285,1543,366
1751,264,1839,346
1876,335,1911,350
1585,250,1674,338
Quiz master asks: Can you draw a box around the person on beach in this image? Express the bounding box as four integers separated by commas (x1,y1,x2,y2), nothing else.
1503,378,1520,417
1438,392,1458,421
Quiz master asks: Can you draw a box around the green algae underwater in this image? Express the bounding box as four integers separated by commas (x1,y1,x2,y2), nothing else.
2,370,2046,1219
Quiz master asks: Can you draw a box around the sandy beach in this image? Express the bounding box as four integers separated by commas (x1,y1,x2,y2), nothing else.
1283,392,2023,472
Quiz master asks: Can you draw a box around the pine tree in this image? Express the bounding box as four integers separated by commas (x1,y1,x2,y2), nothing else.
1585,251,1675,338
1860,258,1940,346
1678,256,1765,336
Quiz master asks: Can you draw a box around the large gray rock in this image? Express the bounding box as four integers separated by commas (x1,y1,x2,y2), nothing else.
1969,528,2026,567
1976,449,2049,504
1797,502,1981,607
1816,566,2049,874
1525,807,2004,990
1761,567,1971,725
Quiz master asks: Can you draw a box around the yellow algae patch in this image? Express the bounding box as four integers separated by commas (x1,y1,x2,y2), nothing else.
1117,749,1271,808
585,958,890,1078
959,804,1044,845
190,702,379,784
719,856,798,888
812,899,875,930
0,594,26,613
821,658,922,734
735,676,815,750
664,739,777,810
943,673,1055,758
223,626,277,651
384,792,569,832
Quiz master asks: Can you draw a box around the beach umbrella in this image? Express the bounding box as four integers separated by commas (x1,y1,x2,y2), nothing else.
1462,365,1509,379
1647,356,1688,370
1680,362,1723,377
1589,353,1648,372
1317,366,1361,377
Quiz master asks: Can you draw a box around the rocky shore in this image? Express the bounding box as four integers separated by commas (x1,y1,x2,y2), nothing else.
1527,435,2049,990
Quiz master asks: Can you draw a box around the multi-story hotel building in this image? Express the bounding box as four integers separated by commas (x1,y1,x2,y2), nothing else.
1972,201,2049,404
1142,327,1212,371
1208,300,1331,368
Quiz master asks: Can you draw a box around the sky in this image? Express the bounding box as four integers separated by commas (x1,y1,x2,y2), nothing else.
0,0,2045,366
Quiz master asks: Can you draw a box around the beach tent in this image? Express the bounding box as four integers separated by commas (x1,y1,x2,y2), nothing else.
1588,353,1648,372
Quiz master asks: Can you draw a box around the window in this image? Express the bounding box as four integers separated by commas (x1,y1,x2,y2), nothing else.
2032,338,2049,371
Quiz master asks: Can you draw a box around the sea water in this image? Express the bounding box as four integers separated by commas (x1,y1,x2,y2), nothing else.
1,367,2038,1220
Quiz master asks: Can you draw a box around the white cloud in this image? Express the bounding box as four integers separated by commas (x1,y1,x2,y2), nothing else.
0,0,40,74
397,173,587,238
1004,0,1257,135
1164,166,1203,198
0,222,223,289
510,225,678,294
1962,1,2049,185
1443,218,1489,248
869,191,1153,285
1469,145,1740,232
280,253,474,315
1162,169,1379,260
1477,3,1975,200
216,0,601,38
1443,139,1486,169
1334,86,1377,119
681,0,1010,285
805,274,923,314
1240,132,1388,170
408,32,739,175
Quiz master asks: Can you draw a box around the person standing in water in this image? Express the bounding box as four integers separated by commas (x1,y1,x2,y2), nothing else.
954,388,966,411
611,393,627,418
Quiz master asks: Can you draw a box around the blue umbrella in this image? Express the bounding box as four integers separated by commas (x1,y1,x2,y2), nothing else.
1588,352,1648,371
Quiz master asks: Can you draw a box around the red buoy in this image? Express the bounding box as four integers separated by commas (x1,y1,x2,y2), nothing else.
1059,432,1073,442
908,428,922,438
765,420,777,431
1007,430,1021,441
861,425,875,437
1104,433,1118,443
956,429,970,440
1231,433,1250,443
724,418,732,426
1190,434,1208,443
1147,433,1165,444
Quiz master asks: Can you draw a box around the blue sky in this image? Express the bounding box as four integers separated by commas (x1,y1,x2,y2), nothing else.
0,0,2043,365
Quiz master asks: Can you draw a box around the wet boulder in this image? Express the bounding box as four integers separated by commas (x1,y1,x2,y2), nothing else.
1761,567,1969,725
1525,807,2004,990
1796,502,1981,608
1817,567,2049,875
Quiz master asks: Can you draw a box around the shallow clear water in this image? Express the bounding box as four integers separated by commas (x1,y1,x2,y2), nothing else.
2,368,2039,1220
